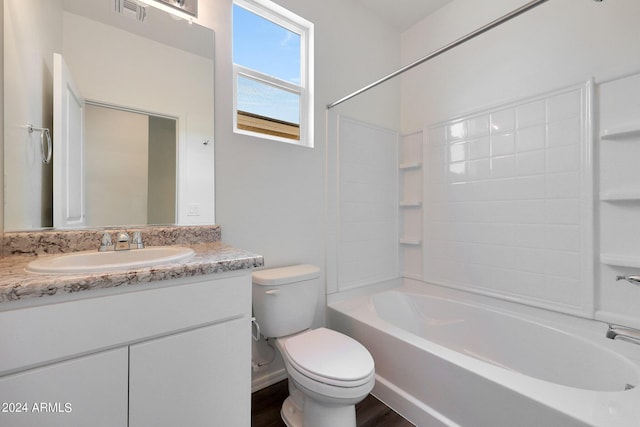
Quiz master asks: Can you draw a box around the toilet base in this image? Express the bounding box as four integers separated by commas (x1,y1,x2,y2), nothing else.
280,391,357,427
281,396,302,427
274,331,374,427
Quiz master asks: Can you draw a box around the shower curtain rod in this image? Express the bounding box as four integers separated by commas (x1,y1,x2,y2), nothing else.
326,0,549,109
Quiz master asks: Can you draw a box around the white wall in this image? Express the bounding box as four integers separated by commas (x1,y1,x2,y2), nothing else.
3,0,61,230
0,0,3,233
148,116,177,225
401,0,640,132
84,105,148,227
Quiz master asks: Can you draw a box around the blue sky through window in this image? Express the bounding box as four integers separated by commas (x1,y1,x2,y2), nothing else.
233,4,301,124
237,76,300,124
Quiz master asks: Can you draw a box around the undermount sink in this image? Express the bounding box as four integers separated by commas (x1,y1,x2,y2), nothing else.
26,246,196,274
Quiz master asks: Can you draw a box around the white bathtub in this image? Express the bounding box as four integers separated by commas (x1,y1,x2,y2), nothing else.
328,279,640,427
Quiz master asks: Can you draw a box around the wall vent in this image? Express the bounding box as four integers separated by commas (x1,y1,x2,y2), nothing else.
113,0,147,22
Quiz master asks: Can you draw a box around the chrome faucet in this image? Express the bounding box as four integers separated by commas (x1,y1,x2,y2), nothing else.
99,231,144,251
607,324,640,346
616,275,640,286
114,232,130,251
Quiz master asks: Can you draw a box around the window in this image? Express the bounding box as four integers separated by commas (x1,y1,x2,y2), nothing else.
233,0,313,146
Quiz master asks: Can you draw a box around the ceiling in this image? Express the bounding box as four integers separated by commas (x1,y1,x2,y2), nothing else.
356,0,452,32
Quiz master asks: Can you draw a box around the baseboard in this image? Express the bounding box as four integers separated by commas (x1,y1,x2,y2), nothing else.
251,367,287,393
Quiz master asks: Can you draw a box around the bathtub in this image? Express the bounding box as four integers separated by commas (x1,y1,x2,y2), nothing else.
328,279,640,427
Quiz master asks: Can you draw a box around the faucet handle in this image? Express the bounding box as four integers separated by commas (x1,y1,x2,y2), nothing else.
98,232,113,252
131,231,144,249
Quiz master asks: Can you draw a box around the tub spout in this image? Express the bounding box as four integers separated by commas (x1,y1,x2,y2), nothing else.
616,275,640,286
607,324,640,345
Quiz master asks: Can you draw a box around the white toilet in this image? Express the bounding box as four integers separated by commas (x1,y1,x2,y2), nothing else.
252,264,375,427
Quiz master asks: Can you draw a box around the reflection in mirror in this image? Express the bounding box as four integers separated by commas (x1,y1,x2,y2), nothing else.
84,104,176,227
4,0,215,231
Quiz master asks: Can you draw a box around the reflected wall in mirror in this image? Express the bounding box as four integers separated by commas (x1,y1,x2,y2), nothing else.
84,104,176,227
4,0,215,231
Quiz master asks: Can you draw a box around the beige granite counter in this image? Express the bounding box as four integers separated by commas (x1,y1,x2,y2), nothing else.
0,226,264,304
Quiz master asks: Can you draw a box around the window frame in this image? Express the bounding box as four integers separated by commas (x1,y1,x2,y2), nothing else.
232,0,314,147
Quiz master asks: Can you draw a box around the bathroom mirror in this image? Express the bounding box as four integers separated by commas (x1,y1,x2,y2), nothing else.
3,0,215,231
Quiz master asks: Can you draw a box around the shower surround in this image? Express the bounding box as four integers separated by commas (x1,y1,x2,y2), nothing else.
419,82,593,316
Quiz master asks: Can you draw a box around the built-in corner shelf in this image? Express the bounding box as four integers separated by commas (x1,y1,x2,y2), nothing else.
400,201,422,207
399,162,422,170
600,126,640,141
600,191,640,202
601,254,640,268
400,238,422,246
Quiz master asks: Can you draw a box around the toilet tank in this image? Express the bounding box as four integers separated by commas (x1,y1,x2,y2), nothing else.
252,264,321,338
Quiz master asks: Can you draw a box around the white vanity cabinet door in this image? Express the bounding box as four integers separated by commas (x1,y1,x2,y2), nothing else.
129,316,251,427
0,348,128,427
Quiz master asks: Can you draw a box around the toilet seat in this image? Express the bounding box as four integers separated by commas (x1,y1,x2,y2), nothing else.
279,328,375,388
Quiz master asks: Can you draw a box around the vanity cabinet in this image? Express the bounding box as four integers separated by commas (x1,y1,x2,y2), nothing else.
129,318,249,426
0,348,128,426
0,272,252,427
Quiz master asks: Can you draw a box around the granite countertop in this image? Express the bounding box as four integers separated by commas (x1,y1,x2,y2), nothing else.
0,241,264,304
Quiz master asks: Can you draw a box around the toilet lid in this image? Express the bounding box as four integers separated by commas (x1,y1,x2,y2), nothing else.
252,264,320,286
283,328,374,386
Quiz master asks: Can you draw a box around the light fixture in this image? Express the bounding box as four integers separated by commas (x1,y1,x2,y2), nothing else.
113,0,147,22
137,0,197,21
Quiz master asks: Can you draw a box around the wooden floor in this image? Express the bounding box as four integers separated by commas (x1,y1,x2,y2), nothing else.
251,380,414,427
